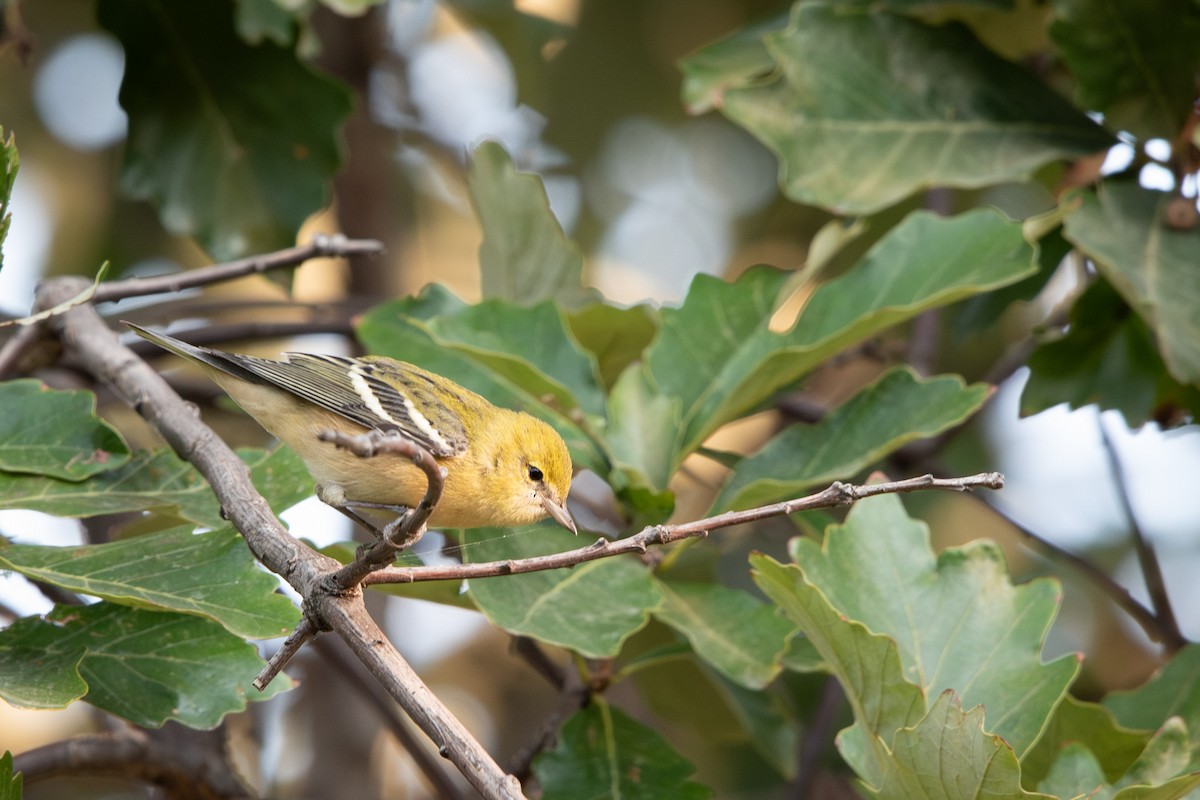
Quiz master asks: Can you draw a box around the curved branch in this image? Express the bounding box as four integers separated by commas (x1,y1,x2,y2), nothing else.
14,729,252,799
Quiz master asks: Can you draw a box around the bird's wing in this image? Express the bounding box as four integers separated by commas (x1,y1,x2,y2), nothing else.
233,352,469,458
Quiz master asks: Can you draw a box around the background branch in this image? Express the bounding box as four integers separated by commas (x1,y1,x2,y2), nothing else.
1098,416,1183,652
14,726,252,800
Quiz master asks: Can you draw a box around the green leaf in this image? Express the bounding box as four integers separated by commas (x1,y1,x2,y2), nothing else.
0,618,87,709
468,141,594,308
1022,278,1200,426
0,603,287,727
0,380,131,480
679,11,789,114
0,751,20,800
98,0,352,260
534,701,713,800
646,208,1037,462
1106,645,1200,738
870,690,1053,800
0,127,16,273
718,3,1112,214
234,0,296,45
1063,183,1200,385
605,365,680,521
751,552,925,787
654,579,796,690
1023,695,1151,788
1111,718,1200,798
789,493,1079,759
357,288,609,472
1038,729,1200,800
0,446,305,529
1049,0,1200,141
463,527,661,658
0,526,299,639
567,302,659,390
1037,742,1108,800
713,366,990,512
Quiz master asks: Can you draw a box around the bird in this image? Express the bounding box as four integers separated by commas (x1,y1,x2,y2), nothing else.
126,323,575,533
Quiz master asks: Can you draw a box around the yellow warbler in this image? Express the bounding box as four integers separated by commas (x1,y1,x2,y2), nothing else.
126,323,575,532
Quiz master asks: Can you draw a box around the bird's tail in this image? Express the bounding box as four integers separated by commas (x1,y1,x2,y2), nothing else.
124,322,267,385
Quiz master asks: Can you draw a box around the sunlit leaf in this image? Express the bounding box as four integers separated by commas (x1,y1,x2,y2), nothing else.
469,141,594,308
0,526,298,638
0,603,287,726
751,552,925,786
647,208,1036,463
789,493,1078,759
713,367,990,512
870,691,1052,799
0,446,307,530
717,3,1111,214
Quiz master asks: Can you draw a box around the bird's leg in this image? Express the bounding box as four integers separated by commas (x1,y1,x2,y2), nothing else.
316,482,414,541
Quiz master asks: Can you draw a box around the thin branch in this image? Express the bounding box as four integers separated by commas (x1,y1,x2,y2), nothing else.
1098,416,1184,652
511,637,567,690
790,677,844,800
253,617,320,692
365,473,1006,586
984,498,1185,650
92,234,384,304
314,636,468,800
506,665,588,783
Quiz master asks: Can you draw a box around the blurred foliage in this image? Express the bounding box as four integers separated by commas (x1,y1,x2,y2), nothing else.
2,0,1200,797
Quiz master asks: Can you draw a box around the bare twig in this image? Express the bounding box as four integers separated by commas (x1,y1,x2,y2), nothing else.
506,665,588,782
13,727,252,799
253,617,320,692
35,276,525,800
92,234,384,304
1098,417,1184,652
984,498,1185,650
365,473,1006,586
790,677,845,800
314,636,467,800
511,637,567,690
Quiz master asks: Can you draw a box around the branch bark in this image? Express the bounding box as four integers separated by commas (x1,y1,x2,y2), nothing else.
34,274,526,800
364,473,1005,586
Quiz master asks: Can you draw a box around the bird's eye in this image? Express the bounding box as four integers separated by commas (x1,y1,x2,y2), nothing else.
527,465,544,483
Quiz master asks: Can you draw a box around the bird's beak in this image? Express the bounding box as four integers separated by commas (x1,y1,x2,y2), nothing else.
541,494,578,534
